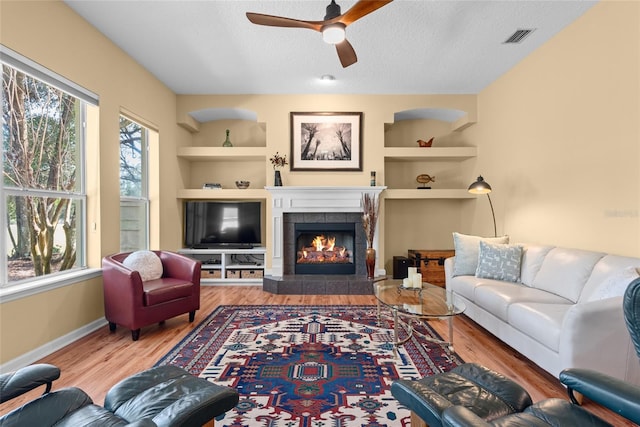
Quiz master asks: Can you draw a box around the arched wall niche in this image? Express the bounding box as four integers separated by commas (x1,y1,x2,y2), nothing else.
385,107,475,149
177,107,267,190
178,107,264,133
387,107,475,134
394,108,467,123
189,107,258,123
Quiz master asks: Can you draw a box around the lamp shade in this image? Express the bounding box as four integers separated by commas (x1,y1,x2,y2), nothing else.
468,176,492,194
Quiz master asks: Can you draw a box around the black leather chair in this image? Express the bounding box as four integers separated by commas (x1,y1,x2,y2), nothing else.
391,363,534,427
392,276,640,427
0,364,239,427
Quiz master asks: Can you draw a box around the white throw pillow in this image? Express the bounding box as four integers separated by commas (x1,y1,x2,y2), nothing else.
475,241,523,282
452,232,509,277
588,266,640,301
123,250,163,281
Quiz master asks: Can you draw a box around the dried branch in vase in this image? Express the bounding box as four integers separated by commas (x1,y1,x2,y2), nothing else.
361,193,380,248
269,152,288,169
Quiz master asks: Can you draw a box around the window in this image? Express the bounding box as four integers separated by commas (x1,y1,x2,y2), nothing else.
119,116,149,251
1,47,96,287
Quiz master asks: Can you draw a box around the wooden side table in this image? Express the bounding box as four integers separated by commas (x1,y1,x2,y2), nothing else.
408,249,455,287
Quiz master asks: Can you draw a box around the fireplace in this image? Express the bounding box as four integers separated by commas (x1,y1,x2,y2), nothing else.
263,186,386,295
283,212,366,276
295,222,356,275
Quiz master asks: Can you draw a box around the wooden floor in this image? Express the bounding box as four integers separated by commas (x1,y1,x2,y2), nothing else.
1,286,632,426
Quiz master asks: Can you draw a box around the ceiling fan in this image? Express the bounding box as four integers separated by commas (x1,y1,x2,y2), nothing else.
246,0,393,68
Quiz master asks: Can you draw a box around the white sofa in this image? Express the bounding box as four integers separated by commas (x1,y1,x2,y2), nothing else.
445,242,640,385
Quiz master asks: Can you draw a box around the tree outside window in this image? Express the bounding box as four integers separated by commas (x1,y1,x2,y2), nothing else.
119,116,149,252
2,64,85,284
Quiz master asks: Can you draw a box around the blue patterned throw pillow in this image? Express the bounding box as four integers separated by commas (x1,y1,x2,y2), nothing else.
452,232,510,276
475,241,523,282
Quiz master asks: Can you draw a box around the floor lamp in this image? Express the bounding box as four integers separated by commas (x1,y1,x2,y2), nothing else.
468,176,497,237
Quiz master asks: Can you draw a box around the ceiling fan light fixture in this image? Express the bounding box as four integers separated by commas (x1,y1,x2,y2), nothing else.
247,0,393,67
322,23,346,44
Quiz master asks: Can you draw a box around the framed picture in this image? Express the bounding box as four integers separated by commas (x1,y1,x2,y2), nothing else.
290,112,362,171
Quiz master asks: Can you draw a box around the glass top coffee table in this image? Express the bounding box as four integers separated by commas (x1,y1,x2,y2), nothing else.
373,278,465,352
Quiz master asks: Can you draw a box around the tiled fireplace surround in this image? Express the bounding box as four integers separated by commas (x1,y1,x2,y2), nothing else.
263,186,385,295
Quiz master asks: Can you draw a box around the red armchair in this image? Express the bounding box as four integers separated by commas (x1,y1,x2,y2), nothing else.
102,251,201,341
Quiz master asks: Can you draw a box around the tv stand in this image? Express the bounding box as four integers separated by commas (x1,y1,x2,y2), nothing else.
178,247,266,285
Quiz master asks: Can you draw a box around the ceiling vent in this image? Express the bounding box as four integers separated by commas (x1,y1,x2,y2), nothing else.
504,29,535,44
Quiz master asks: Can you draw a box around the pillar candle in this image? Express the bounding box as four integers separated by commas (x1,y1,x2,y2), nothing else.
408,267,417,277
402,277,411,288
413,273,422,288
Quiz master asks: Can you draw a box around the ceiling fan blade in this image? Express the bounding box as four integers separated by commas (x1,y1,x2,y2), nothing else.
336,39,357,68
246,12,323,32
334,0,393,26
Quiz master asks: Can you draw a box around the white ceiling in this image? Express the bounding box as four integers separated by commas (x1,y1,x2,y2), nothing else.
65,0,596,96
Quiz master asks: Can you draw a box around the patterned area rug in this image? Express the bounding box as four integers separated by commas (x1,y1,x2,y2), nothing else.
156,305,463,427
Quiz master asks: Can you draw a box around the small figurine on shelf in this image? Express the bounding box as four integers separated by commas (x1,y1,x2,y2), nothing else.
417,137,434,147
269,152,288,186
222,129,233,147
416,174,435,189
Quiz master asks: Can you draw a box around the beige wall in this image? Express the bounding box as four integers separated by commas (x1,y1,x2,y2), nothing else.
465,0,639,256
1,0,638,366
0,0,187,364
176,94,478,273
0,277,104,361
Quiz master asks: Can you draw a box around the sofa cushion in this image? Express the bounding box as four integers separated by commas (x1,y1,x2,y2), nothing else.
476,242,523,282
519,245,554,286
531,248,605,303
587,266,640,302
474,284,571,322
447,275,514,303
507,303,572,352
143,278,194,306
123,250,163,282
579,255,640,302
452,233,509,277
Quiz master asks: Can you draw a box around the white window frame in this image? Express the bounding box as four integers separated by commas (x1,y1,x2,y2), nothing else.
0,45,99,299
119,115,150,252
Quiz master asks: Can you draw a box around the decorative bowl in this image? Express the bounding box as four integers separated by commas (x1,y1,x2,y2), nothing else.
235,180,250,189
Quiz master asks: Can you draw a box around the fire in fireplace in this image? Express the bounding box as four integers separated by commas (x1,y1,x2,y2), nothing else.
298,235,350,264
295,223,356,275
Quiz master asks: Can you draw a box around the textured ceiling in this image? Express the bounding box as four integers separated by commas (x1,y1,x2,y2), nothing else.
65,0,596,96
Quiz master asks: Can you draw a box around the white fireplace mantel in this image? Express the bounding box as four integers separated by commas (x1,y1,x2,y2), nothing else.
265,186,386,277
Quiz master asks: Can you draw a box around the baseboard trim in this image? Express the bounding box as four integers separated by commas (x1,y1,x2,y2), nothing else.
0,318,107,373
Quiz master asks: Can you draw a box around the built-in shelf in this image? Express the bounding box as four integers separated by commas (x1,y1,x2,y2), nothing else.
177,189,268,199
383,189,475,199
177,146,267,161
384,147,477,161
179,247,266,284
383,146,477,198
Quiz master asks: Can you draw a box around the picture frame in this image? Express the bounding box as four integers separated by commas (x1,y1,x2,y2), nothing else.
290,112,362,171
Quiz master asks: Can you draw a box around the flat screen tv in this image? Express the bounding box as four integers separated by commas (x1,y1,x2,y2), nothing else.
184,201,262,249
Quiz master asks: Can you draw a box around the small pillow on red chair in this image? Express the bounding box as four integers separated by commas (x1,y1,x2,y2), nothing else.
123,250,163,281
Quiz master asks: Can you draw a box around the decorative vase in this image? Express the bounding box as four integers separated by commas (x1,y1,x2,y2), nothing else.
365,247,376,279
222,129,232,147
274,170,283,186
